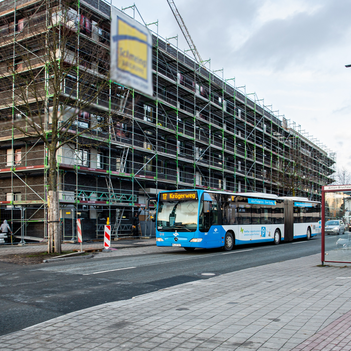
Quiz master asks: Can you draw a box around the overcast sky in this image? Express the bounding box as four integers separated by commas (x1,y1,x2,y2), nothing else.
115,0,351,177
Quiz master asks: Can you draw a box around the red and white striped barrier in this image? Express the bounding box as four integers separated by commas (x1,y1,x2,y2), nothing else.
104,225,111,249
77,219,82,243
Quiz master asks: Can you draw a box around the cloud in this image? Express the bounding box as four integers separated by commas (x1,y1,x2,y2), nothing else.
230,0,351,70
333,104,351,115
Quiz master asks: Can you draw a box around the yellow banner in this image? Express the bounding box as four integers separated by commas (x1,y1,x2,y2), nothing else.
117,19,148,80
111,8,153,96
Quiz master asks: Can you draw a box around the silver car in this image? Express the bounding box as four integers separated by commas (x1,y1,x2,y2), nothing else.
325,220,345,235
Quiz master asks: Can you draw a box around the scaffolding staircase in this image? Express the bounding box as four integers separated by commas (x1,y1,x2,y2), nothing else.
118,147,129,172
111,208,124,238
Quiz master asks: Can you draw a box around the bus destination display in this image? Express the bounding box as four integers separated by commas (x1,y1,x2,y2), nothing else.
161,191,198,201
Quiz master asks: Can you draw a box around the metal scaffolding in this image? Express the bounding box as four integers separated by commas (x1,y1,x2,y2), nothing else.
0,0,336,243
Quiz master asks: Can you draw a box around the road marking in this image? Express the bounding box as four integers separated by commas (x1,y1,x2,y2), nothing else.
292,242,305,244
83,266,136,275
336,277,351,279
222,249,253,255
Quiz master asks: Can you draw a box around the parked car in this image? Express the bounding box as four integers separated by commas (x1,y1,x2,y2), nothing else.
325,220,345,235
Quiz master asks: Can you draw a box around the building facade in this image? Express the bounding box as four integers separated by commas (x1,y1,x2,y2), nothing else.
0,0,335,241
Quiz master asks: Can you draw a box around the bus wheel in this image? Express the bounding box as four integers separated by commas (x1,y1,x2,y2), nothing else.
184,247,195,252
224,232,234,251
306,227,311,240
274,230,281,245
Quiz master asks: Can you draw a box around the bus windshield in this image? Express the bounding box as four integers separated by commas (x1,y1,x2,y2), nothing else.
157,199,199,232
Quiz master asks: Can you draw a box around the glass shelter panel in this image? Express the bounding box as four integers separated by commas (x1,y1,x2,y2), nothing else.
322,186,351,264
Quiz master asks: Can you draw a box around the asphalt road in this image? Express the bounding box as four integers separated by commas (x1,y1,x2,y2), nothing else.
0,234,342,336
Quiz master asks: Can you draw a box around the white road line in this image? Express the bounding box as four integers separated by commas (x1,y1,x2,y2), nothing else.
292,241,305,244
222,249,253,255
83,266,136,275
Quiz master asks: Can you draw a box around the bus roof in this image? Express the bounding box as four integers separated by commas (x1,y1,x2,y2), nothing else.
158,190,319,203
279,196,320,203
234,192,279,199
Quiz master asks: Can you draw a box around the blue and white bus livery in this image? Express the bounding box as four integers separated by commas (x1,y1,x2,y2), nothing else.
155,189,321,251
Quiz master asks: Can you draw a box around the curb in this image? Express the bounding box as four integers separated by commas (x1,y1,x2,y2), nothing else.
43,253,94,263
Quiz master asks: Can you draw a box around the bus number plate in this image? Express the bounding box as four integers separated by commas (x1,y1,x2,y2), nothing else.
172,243,181,247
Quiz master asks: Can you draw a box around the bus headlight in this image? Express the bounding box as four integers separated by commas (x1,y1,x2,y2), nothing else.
156,238,164,242
190,238,203,242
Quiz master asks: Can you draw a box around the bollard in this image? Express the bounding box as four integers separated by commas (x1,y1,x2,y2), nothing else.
77,218,83,252
103,224,111,252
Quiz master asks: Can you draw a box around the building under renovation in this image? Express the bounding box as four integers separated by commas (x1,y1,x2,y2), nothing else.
0,0,335,242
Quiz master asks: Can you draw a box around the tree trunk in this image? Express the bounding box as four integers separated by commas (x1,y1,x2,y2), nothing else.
47,141,61,254
48,190,61,254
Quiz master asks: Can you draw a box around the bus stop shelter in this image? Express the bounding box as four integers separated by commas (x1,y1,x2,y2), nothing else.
321,184,351,265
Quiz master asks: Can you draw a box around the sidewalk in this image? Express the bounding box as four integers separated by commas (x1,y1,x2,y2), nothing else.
0,237,156,256
1,253,351,350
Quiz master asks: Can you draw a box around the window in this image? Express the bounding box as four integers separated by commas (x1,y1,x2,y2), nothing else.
272,202,284,224
143,140,153,150
177,73,184,85
15,149,22,165
237,202,251,225
6,149,13,167
97,153,103,169
98,28,110,44
159,159,164,174
261,207,272,224
217,154,222,166
177,141,185,155
72,111,89,129
116,157,121,172
196,172,202,185
75,149,89,166
195,147,203,161
79,14,92,36
144,105,153,122
144,156,153,172
218,97,227,112
6,193,21,202
115,122,127,138
252,205,260,224
177,167,184,182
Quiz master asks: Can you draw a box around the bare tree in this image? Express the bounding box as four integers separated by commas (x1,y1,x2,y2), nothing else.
332,167,351,185
0,0,126,253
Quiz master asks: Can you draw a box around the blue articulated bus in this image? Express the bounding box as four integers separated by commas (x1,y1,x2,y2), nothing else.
155,189,321,251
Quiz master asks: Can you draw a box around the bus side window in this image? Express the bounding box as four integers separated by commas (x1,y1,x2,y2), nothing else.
222,200,231,225
261,207,271,224
252,205,260,224
238,205,251,225
272,202,284,224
